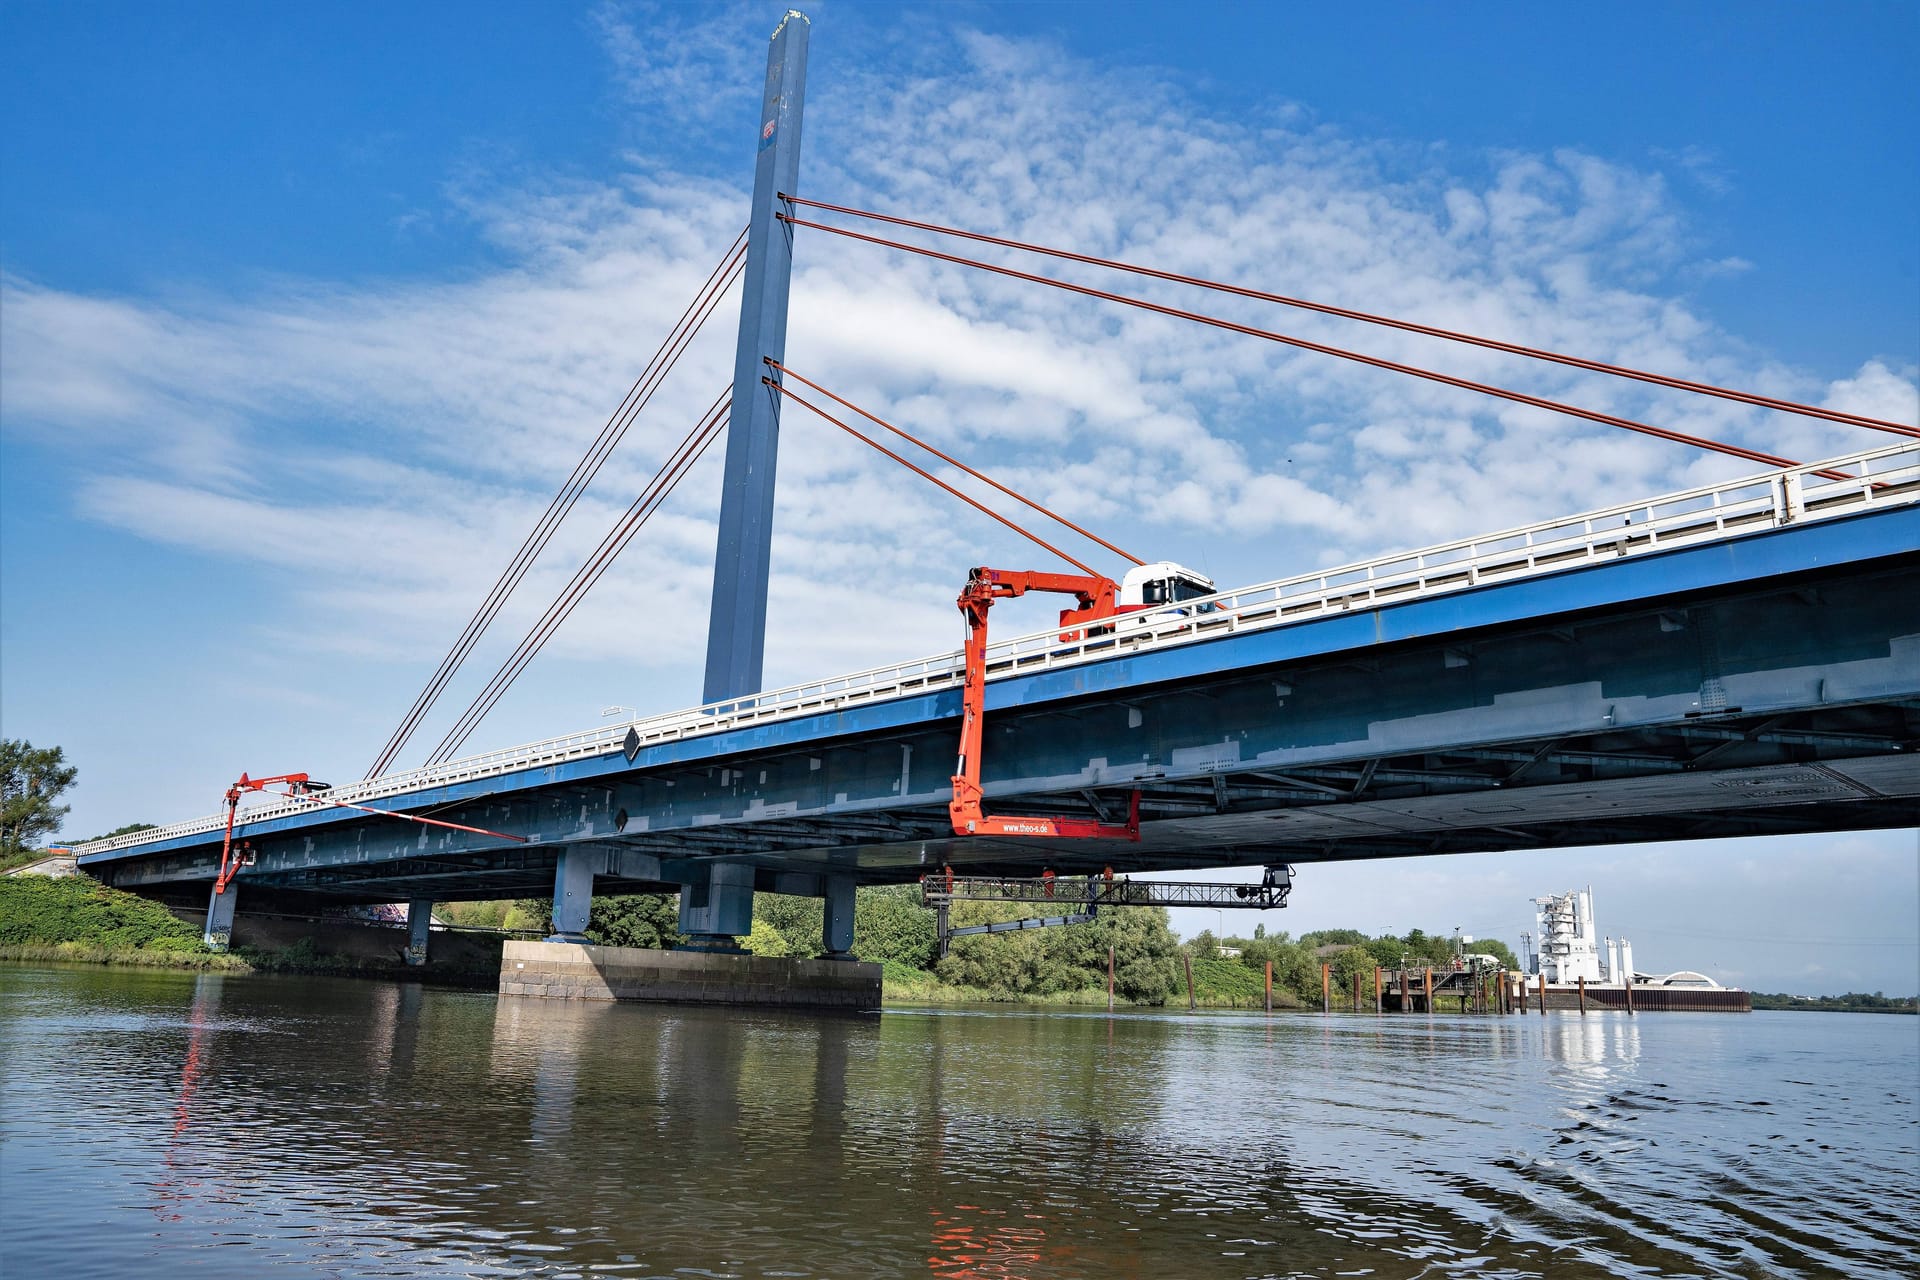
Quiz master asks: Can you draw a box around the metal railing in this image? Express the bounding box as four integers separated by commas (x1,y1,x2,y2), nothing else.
924,875,1293,910
76,443,1918,858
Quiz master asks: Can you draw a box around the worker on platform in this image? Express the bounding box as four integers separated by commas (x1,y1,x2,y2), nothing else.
1041,867,1055,899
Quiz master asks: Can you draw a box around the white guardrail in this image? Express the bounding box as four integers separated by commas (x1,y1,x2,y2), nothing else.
76,443,1919,858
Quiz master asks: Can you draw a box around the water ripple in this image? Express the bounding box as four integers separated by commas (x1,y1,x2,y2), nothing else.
1,966,1915,1279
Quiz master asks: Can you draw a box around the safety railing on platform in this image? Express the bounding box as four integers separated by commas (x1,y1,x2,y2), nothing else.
75,442,1918,858
923,873,1294,910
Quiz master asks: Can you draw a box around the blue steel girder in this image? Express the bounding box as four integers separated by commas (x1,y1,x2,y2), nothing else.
83,508,1920,902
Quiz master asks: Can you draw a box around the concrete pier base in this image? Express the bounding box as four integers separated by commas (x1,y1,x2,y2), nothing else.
499,940,880,1010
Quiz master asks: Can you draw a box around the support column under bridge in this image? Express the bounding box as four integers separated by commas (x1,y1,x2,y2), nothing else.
529,846,877,1008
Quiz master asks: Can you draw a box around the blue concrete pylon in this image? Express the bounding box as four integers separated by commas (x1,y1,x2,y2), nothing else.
702,9,809,708
685,11,811,953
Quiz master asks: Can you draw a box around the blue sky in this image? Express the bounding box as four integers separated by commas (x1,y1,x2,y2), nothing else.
3,2,1915,993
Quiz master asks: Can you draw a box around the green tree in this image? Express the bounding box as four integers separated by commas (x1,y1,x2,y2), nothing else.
589,894,684,949
1,740,78,857
743,919,791,957
502,900,545,932
1301,927,1368,947
852,884,937,969
755,892,826,958
0,875,201,950
505,893,685,948
87,821,158,842
1464,938,1519,969
439,900,508,929
935,898,1182,1003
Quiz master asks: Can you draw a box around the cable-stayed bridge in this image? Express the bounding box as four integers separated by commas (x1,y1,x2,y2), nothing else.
77,445,1920,942
66,12,1920,963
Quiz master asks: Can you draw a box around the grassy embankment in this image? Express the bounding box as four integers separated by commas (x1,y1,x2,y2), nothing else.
877,960,1155,1006
875,955,1310,1008
0,875,497,981
1750,991,1916,1014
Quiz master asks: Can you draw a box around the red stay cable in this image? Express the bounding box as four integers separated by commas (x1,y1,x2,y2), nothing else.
764,377,1104,578
783,195,1919,441
781,212,1854,482
263,786,529,843
766,359,1144,566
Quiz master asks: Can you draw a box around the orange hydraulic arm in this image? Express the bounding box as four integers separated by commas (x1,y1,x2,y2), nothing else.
214,773,322,895
213,770,529,895
949,567,1141,841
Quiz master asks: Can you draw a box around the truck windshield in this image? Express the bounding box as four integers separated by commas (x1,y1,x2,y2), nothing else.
1142,577,1213,605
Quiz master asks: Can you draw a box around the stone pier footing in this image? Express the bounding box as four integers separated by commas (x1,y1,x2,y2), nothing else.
499,940,880,1009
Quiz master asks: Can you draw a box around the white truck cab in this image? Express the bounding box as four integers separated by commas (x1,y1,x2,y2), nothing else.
1118,560,1216,610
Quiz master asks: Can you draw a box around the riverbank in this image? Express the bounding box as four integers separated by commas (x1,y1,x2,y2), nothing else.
0,948,1256,1009
0,942,251,971
0,876,502,986
0,942,502,986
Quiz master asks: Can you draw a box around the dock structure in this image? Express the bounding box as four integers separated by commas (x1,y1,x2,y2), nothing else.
1515,886,1751,1011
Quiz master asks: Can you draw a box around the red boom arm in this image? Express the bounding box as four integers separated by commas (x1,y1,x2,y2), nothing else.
212,770,528,895
948,567,1141,841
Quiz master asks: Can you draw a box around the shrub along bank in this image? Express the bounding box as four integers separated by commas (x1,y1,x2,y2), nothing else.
509,883,1518,1008
8,873,1533,1008
0,873,203,951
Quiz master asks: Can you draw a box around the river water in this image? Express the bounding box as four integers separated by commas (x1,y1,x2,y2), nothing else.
1,964,1913,1279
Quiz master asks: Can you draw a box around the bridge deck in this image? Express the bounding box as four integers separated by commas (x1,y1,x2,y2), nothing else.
76,445,1920,899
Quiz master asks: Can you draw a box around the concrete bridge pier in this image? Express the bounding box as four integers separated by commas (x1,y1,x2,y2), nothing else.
822,873,855,959
404,899,432,965
678,861,755,951
202,884,237,952
547,847,597,944
514,846,878,1008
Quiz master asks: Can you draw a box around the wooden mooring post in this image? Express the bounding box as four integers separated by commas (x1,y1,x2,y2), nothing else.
1578,975,1587,1015
1373,967,1383,1014
1183,952,1196,1010
1423,967,1433,1012
1352,968,1363,1013
1538,971,1547,1015
1321,963,1330,1013
1107,945,1115,1013
1265,960,1273,1014
1624,975,1635,1016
